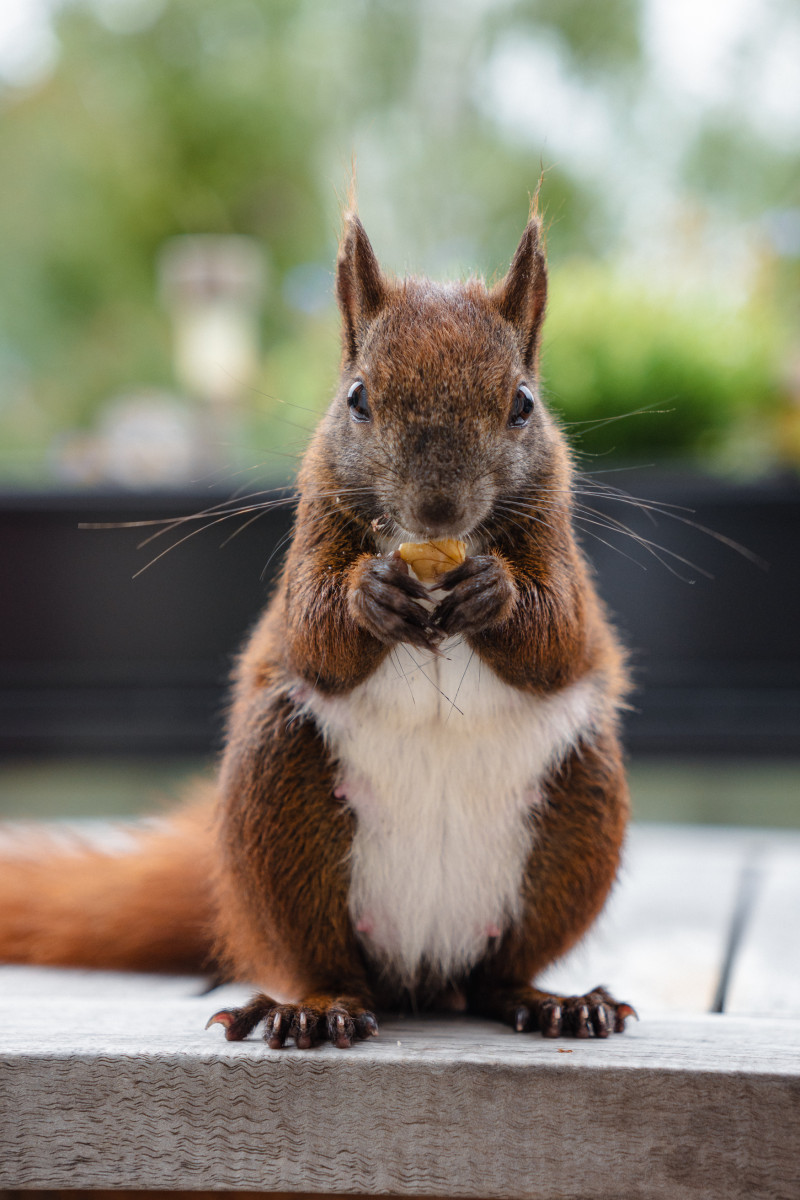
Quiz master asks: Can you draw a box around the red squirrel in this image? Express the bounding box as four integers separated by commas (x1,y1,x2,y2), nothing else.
0,208,635,1046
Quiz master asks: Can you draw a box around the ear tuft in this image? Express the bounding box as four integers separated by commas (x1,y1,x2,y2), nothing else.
336,213,388,362
491,217,548,370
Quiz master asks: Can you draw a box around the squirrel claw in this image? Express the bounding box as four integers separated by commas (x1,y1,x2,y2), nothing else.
337,1022,352,1049
574,1004,592,1038
329,1009,355,1049
592,1003,611,1038
204,993,277,1042
294,1009,314,1050
540,1002,562,1038
205,1006,262,1043
614,1002,638,1032
205,1009,233,1032
357,1012,380,1038
267,1011,289,1050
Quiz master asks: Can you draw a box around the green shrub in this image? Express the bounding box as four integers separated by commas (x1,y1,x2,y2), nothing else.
541,261,787,464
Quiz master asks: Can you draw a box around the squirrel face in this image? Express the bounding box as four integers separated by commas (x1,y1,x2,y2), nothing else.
316,213,567,544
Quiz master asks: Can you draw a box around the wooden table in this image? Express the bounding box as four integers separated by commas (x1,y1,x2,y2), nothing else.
1,824,799,1199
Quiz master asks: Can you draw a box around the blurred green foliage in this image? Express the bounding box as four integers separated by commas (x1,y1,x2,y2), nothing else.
543,264,787,465
506,0,642,74
0,0,796,480
0,0,329,441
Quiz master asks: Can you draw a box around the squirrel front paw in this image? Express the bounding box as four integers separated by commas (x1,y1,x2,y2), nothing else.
434,555,517,636
348,555,443,649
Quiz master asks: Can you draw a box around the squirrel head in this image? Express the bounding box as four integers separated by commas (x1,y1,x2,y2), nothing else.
314,212,568,545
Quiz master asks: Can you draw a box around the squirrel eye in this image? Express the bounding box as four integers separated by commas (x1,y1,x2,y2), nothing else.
347,380,371,422
509,384,535,428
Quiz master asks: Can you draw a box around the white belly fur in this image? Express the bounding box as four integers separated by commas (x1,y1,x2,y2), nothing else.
299,638,604,986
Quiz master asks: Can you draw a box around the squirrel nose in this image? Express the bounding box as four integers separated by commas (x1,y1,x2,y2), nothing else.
415,492,460,532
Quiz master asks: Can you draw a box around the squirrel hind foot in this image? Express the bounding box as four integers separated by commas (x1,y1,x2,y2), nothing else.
474,983,637,1039
538,986,638,1038
206,992,379,1049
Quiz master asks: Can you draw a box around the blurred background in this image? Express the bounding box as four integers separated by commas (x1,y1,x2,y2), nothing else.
0,0,797,824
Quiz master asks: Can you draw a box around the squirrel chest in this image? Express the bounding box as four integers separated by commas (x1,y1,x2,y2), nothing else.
299,637,603,985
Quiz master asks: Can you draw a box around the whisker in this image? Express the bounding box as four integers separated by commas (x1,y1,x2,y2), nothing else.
577,488,766,568
82,485,375,537
493,501,562,537
391,648,417,706
398,644,464,716
580,463,657,476
506,474,764,573
134,495,301,550
575,483,695,515
571,519,648,570
132,513,245,577
219,506,281,549
573,506,710,581
446,644,474,725
497,490,707,580
560,401,675,433
260,527,296,582
125,489,375,575
246,382,327,420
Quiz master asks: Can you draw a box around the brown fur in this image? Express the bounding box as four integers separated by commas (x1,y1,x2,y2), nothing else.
0,210,633,1042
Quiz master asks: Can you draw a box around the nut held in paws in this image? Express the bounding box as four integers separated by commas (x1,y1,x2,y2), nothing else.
398,539,466,584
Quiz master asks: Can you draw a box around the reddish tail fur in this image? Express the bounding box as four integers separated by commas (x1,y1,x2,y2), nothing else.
0,784,217,973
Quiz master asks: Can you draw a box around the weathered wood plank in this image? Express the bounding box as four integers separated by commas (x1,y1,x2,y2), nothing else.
726,840,800,1016
0,984,798,1199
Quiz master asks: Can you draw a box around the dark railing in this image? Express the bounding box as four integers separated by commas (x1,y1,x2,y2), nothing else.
1,470,798,757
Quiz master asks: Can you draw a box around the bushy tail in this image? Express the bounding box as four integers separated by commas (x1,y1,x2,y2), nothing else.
0,783,217,973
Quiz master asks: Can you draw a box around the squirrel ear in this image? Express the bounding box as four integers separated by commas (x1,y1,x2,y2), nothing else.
336,213,389,362
491,218,548,370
